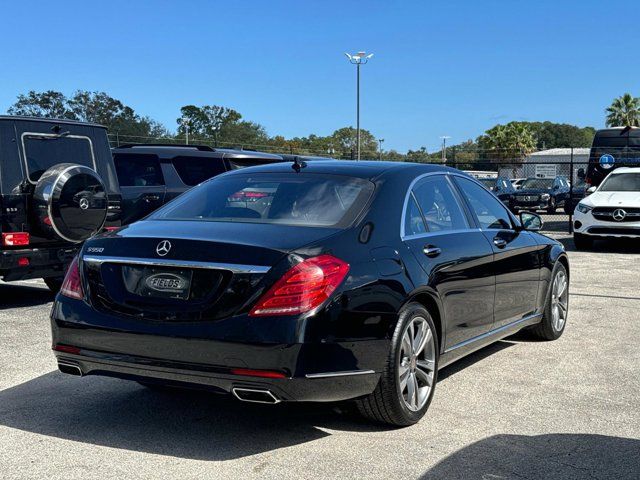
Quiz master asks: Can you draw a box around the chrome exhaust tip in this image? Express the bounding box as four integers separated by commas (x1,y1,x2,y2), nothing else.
58,361,83,376
232,387,280,404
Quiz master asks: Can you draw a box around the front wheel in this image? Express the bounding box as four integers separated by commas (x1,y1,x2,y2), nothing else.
530,263,569,340
356,303,438,426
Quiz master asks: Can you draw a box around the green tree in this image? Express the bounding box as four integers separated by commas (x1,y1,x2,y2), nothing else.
177,105,242,145
606,93,640,127
8,90,74,119
477,122,536,162
331,127,378,158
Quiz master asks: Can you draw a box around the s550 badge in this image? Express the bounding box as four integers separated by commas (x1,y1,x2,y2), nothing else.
145,273,188,292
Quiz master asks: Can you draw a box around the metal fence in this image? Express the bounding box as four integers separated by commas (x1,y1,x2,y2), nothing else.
107,134,593,234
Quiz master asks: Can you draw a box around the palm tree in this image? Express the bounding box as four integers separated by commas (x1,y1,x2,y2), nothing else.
605,93,640,127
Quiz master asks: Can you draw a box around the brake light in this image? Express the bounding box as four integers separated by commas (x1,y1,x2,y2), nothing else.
60,256,84,300
2,232,30,246
53,344,81,354
249,254,349,317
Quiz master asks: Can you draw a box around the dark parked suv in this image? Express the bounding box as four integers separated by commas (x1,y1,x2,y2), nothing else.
111,144,285,224
476,176,516,207
585,126,640,188
510,176,570,214
0,116,121,290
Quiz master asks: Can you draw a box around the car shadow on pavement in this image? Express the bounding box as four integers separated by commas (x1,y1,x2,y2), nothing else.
557,235,640,254
437,340,515,382
420,433,640,479
0,370,389,460
0,283,54,310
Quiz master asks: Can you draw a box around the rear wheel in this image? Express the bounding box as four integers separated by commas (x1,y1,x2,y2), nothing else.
530,263,569,340
43,277,63,293
356,303,438,426
573,233,593,250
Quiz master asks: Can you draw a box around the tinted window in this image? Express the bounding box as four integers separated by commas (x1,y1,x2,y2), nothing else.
413,176,468,232
23,134,94,182
521,178,553,189
151,174,374,228
113,154,164,187
599,173,640,191
227,157,279,169
404,194,427,236
455,177,512,230
171,156,226,186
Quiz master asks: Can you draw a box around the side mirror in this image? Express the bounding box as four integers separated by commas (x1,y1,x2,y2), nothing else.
519,211,543,232
586,186,597,195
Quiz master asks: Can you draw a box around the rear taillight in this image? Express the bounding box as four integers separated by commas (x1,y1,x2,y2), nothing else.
2,232,30,246
60,256,84,300
249,255,349,317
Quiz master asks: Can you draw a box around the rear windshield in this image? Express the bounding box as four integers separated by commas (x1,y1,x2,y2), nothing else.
599,173,640,192
23,134,95,182
150,173,374,228
521,178,553,189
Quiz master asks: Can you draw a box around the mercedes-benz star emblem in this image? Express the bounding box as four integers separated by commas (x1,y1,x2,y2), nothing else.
156,240,172,256
612,209,626,222
79,198,90,210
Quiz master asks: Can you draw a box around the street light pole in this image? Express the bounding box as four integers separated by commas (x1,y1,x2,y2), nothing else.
378,138,384,160
440,136,451,163
181,117,190,145
345,51,373,161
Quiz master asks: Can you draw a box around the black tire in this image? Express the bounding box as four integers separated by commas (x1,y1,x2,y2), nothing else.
43,277,63,293
547,198,556,214
356,303,439,427
530,263,569,341
573,233,593,250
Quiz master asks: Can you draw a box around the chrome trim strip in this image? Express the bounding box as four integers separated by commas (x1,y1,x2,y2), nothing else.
305,369,376,379
444,312,543,354
402,227,482,241
82,255,271,274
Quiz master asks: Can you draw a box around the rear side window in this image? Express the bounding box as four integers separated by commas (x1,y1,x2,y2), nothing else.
113,154,164,187
412,176,468,232
455,177,512,230
23,134,95,183
227,157,279,170
171,156,226,186
404,195,427,236
151,173,374,228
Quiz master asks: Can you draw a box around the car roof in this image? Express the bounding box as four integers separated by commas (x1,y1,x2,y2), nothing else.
112,144,284,160
0,115,106,129
609,167,640,174
222,160,460,180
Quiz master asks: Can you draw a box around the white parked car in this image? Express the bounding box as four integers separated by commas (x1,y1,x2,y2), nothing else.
573,167,640,249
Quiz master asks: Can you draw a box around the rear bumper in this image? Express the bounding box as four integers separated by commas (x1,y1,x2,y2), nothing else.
0,246,78,281
52,349,381,402
51,296,388,402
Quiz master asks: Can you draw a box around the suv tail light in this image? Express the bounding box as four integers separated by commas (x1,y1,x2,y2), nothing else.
2,232,30,246
60,256,84,300
249,255,349,317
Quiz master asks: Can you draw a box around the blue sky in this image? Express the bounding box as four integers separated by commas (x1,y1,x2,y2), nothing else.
1,0,638,151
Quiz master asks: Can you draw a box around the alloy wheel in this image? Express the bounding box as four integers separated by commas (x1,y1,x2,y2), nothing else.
398,316,436,412
551,270,568,332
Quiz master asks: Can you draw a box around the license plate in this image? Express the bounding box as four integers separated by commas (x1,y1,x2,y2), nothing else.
122,266,193,300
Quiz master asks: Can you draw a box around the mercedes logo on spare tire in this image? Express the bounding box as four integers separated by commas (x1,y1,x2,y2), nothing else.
32,163,108,243
156,240,172,256
612,209,626,221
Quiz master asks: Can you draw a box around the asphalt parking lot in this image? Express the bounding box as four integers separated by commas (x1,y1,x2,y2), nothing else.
0,236,638,480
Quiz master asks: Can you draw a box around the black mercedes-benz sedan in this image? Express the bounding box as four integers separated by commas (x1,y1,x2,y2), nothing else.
51,161,570,426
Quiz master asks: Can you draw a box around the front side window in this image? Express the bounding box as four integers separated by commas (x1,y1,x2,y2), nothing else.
455,177,512,230
412,176,468,232
23,134,95,182
599,173,640,191
113,154,164,187
171,156,226,186
151,173,374,228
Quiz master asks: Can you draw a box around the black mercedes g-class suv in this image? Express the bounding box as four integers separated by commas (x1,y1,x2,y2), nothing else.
0,116,120,291
111,144,285,224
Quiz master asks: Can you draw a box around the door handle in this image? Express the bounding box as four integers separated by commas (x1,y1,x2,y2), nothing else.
142,194,161,203
423,245,442,258
493,237,507,248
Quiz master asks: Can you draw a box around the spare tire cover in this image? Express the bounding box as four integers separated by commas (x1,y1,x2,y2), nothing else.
33,163,108,243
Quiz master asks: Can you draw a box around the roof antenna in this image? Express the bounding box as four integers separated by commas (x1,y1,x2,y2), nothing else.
291,156,307,173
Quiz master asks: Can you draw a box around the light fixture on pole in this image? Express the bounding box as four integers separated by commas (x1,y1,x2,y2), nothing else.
378,138,384,160
181,117,190,145
439,136,451,163
345,51,373,161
